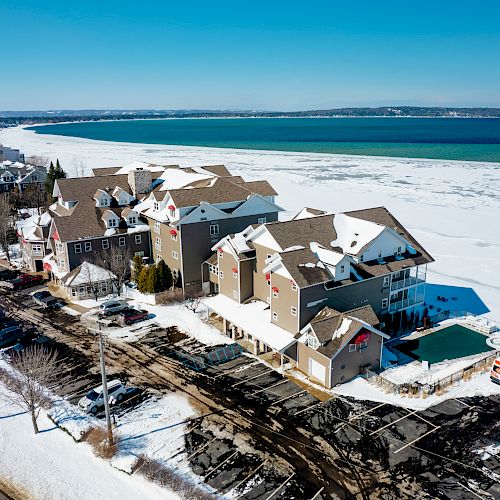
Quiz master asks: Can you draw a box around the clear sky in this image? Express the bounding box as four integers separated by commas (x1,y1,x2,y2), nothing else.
2,0,500,110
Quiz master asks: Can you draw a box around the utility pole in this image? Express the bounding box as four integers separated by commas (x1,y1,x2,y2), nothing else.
96,320,113,445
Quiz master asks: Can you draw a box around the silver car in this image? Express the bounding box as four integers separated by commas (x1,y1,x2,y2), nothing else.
98,299,129,316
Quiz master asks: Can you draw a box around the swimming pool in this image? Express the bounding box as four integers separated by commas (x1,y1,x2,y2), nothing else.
394,324,494,364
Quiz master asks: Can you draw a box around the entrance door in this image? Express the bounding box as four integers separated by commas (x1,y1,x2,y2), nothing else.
308,358,326,385
35,260,43,272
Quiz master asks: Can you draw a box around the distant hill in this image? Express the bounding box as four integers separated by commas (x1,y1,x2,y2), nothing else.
1,106,500,126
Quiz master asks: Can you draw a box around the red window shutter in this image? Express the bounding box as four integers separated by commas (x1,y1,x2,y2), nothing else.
169,229,177,236
265,272,271,281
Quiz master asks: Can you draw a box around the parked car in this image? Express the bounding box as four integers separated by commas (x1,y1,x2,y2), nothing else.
0,328,27,349
32,290,61,309
3,335,54,357
78,380,127,414
1,273,44,290
0,268,19,281
98,299,129,317
119,308,149,326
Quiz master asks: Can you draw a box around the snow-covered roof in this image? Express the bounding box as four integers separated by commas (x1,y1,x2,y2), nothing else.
310,242,346,266
331,213,385,255
157,168,214,191
62,262,115,287
205,295,296,352
113,161,165,175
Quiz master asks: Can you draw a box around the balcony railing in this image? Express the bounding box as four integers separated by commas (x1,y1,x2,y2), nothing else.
389,295,425,313
390,276,426,291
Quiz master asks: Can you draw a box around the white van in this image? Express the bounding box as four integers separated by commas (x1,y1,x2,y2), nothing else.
78,380,127,413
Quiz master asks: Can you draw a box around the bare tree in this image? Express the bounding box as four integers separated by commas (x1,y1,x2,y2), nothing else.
72,159,88,178
0,345,67,434
25,155,49,168
91,246,132,296
22,185,48,215
0,194,16,263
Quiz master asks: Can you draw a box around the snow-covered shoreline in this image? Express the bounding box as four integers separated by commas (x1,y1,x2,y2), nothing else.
1,125,499,318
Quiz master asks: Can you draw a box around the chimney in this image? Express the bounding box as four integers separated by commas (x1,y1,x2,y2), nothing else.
128,167,152,198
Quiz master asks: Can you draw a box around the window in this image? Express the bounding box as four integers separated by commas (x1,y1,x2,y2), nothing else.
233,290,238,299
393,271,401,279
154,221,160,233
272,289,279,299
306,334,319,349
84,242,92,252
210,224,219,236
169,208,175,217
74,243,82,254
157,254,162,262
172,250,178,260
266,254,272,260
383,276,390,287
108,218,118,228
359,254,364,262
155,236,161,250
340,265,345,273
397,246,402,255
349,344,356,352
291,306,297,316
118,236,126,247
208,264,219,275
128,216,137,225
154,202,159,211
135,234,142,245
382,298,388,308
135,251,144,257
32,244,43,255
233,272,238,279
359,340,368,349
101,239,109,250
171,232,177,241
257,217,267,224
272,311,278,321
220,271,224,279
291,282,297,291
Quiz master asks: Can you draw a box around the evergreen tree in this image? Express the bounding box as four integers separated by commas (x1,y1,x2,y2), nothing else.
137,266,149,293
132,255,143,282
146,264,158,293
45,159,67,202
156,259,173,292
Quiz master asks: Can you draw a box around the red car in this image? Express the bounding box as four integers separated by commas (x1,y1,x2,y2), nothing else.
3,274,44,290
119,308,149,326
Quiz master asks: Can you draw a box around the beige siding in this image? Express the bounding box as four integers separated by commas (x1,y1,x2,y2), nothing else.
270,272,299,333
330,336,382,386
218,251,239,301
297,342,331,386
252,242,273,302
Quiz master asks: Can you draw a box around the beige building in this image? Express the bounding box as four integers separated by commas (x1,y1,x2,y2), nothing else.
206,206,433,388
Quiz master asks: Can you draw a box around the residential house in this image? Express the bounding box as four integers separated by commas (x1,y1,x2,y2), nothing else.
0,144,25,163
205,206,433,387
17,212,52,272
0,161,47,192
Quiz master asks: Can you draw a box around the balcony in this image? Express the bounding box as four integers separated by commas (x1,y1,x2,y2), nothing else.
391,276,426,291
389,294,425,313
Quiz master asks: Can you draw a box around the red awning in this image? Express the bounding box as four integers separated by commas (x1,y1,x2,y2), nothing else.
167,204,175,210
265,272,271,281
272,286,279,293
43,262,52,271
218,248,224,254
231,267,238,273
353,331,371,344
169,229,177,236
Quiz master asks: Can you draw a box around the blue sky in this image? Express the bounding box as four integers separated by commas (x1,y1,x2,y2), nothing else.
2,1,500,110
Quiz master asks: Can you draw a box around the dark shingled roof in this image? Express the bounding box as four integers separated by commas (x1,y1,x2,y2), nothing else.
92,167,121,176
309,305,380,358
240,180,278,197
200,165,232,176
56,174,133,201
266,214,336,250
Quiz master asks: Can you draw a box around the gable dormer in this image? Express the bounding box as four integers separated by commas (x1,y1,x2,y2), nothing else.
94,189,112,208
121,208,139,226
112,186,135,206
101,209,120,229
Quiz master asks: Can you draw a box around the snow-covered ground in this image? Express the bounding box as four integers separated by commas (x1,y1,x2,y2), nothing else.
2,125,499,318
0,384,179,500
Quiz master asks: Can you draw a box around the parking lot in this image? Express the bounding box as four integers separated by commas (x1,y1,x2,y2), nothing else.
0,282,499,499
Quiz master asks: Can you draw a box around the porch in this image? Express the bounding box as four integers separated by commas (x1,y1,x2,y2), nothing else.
205,294,297,371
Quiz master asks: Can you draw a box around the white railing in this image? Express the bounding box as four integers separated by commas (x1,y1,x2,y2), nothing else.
389,295,425,313
391,277,425,291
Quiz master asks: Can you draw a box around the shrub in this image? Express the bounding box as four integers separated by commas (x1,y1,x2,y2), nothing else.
81,426,117,459
134,456,215,500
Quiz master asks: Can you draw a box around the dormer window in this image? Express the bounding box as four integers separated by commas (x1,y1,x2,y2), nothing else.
168,204,175,217
154,202,160,211
108,218,118,228
128,216,137,225
359,254,364,262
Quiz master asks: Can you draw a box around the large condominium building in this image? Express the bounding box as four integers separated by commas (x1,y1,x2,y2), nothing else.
43,168,152,292
0,161,47,192
0,144,25,163
205,206,433,388
132,163,282,293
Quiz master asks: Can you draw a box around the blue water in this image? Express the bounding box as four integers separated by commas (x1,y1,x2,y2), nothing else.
28,117,500,162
